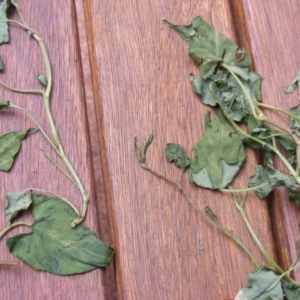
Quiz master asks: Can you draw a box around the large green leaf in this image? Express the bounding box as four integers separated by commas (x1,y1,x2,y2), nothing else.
5,191,32,223
189,110,246,189
0,129,33,171
164,16,251,79
6,195,114,275
0,0,12,44
237,266,283,300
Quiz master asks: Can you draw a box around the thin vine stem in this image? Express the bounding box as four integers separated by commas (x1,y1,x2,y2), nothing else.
0,16,90,226
138,161,259,268
233,195,284,274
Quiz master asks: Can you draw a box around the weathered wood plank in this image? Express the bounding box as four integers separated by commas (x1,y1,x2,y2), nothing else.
0,1,110,299
84,0,278,298
238,0,300,281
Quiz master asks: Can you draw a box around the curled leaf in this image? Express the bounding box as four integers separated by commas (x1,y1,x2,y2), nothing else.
190,110,246,189
285,70,300,99
6,195,114,275
165,143,190,169
5,191,32,223
248,165,288,198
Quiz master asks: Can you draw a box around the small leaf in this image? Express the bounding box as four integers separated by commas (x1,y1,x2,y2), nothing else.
0,0,12,44
0,100,11,109
282,280,300,300
165,143,190,169
5,191,32,223
6,195,114,275
37,73,48,86
237,266,283,300
190,110,246,189
290,104,300,132
285,70,300,99
0,129,32,171
248,165,288,198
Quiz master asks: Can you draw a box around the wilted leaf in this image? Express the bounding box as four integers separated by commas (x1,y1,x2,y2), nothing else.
5,191,32,223
165,143,190,169
37,73,48,86
6,195,114,275
189,68,262,122
248,165,288,198
190,110,246,189
0,100,11,109
237,266,283,300
282,280,300,300
0,0,12,44
0,129,33,171
285,70,300,99
164,16,251,79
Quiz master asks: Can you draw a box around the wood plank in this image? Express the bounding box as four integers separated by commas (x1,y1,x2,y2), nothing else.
84,0,279,298
0,1,110,299
238,0,300,280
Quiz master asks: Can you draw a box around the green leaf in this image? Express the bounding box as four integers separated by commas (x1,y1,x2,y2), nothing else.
285,70,300,99
248,165,288,198
164,16,251,79
282,280,300,300
189,110,246,189
0,0,12,44
5,191,32,223
37,73,48,86
165,143,190,169
290,104,300,132
189,69,262,122
6,195,114,275
237,266,283,300
0,129,32,171
248,166,299,202
0,100,11,109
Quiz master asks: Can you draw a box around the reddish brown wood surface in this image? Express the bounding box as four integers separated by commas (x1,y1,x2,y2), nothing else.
84,0,294,299
2,1,300,299
0,1,112,300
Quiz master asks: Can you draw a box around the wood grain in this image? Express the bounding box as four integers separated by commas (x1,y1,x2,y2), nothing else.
0,1,110,299
239,0,300,281
84,0,281,298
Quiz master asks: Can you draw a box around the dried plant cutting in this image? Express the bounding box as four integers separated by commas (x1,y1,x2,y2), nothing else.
0,1,114,275
135,16,300,299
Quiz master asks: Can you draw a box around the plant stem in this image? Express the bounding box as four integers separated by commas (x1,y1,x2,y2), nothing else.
139,162,259,268
221,63,261,119
233,197,284,274
0,222,32,267
0,222,32,240
4,16,90,226
219,183,267,193
24,188,80,215
257,102,300,125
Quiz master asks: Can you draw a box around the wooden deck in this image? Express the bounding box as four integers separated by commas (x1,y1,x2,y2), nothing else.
1,0,300,299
